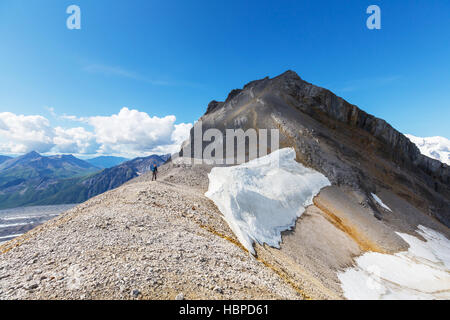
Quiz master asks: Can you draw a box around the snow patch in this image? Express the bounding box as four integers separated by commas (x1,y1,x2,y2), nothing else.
205,148,331,255
338,225,450,300
371,193,392,212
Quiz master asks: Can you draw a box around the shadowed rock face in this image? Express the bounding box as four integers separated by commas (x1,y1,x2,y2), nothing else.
182,70,449,227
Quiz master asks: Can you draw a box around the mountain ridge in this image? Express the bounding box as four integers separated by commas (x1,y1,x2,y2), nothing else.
0,151,99,180
184,70,449,226
205,70,448,177
0,152,170,209
0,155,12,165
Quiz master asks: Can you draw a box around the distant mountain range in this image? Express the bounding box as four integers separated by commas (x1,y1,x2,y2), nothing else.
85,156,129,168
405,135,450,165
0,151,99,179
77,154,170,200
0,155,12,164
0,152,170,209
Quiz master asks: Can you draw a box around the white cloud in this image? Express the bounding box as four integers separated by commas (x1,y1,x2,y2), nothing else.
0,112,55,154
53,127,99,154
0,108,192,157
83,64,139,79
337,75,402,93
60,114,85,122
172,123,193,145
45,106,57,117
152,122,193,154
82,64,171,86
86,107,191,156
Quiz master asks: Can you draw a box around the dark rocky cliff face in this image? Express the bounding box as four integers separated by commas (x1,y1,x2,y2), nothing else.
269,71,448,185
182,70,450,227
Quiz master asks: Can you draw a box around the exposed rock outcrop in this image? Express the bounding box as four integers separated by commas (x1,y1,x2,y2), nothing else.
182,70,449,226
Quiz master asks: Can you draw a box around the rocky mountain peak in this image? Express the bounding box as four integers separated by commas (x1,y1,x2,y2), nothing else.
22,151,41,159
187,70,450,226
205,100,224,115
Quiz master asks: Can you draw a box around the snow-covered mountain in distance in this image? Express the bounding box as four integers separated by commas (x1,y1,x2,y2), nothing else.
405,134,450,165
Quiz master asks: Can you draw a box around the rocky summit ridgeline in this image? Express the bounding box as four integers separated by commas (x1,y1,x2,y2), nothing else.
186,70,449,227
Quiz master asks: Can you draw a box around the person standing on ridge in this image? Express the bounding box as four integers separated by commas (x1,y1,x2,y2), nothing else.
151,164,158,181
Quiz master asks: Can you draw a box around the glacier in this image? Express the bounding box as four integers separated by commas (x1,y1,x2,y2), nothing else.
205,148,331,255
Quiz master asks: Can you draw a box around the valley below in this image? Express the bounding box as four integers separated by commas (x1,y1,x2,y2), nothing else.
0,204,76,243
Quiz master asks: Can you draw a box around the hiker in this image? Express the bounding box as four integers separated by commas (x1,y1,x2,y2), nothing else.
151,164,158,181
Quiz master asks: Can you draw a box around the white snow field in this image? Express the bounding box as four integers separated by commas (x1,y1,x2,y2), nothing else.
205,148,331,255
338,225,450,300
405,134,450,165
371,193,392,212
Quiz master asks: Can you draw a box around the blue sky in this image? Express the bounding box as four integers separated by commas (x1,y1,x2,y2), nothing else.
0,0,449,156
